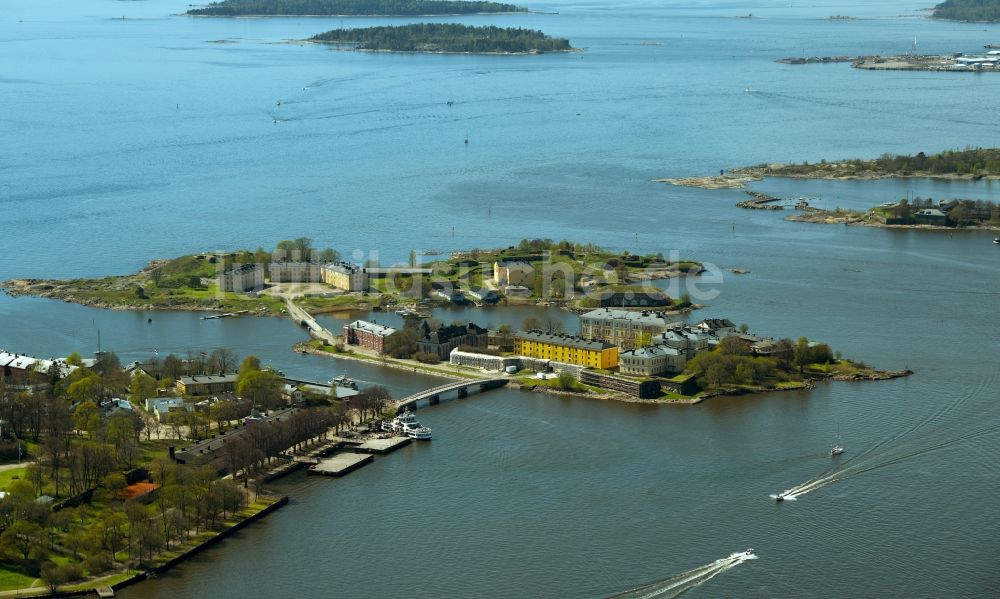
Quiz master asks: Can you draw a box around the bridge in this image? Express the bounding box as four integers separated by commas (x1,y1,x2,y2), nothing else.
395,377,509,413
286,299,337,345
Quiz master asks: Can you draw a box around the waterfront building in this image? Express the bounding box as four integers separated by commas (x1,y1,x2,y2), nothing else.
578,308,681,350
418,322,489,360
269,261,324,283
493,261,534,287
449,349,520,371
694,318,738,337
0,351,80,384
343,320,397,354
431,288,469,305
503,285,532,298
321,262,369,292
598,291,671,308
619,345,687,376
218,263,266,293
514,331,619,369
914,208,948,225
177,373,238,396
467,288,501,304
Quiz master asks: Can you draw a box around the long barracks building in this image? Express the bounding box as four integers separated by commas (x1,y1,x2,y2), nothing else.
514,331,618,369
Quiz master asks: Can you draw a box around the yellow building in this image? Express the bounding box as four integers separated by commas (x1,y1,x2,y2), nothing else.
320,262,369,292
514,331,619,369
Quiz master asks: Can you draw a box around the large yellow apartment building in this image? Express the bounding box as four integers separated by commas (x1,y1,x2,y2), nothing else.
514,331,619,369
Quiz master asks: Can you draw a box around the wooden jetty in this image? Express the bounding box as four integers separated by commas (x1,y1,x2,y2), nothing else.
308,453,373,477
354,436,411,454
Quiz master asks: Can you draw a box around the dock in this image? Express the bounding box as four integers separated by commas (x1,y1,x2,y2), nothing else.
307,453,374,477
354,436,411,454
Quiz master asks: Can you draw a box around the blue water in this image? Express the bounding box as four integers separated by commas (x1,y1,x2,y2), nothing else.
3,0,1000,597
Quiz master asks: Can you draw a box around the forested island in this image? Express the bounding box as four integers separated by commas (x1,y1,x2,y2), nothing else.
932,0,1000,22
187,0,526,16
309,23,573,54
657,147,1000,190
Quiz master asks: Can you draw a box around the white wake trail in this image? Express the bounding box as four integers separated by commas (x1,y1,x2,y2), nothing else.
609,551,757,599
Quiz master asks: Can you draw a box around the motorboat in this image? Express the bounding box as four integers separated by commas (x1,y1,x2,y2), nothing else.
388,411,432,440
830,445,845,456
730,548,755,560
993,237,999,244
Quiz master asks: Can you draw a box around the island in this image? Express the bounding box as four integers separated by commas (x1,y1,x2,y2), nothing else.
656,147,1000,190
308,23,573,54
298,313,910,406
187,0,527,16
655,148,1000,231
932,0,1000,22
777,52,1000,72
1,238,702,316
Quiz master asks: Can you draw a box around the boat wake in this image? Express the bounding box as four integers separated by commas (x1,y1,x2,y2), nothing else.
607,550,757,599
773,366,1000,502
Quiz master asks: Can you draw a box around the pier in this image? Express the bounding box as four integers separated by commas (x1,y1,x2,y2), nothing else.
395,377,509,413
308,453,374,477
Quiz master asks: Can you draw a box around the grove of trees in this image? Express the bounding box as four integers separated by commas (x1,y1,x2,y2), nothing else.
311,24,572,54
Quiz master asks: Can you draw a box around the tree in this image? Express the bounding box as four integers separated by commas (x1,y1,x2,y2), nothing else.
318,248,340,262
2,520,45,560
106,413,139,468
207,348,239,374
162,354,185,379
793,337,811,373
73,401,100,437
236,370,284,411
66,373,105,404
129,372,158,402
238,355,261,377
65,352,83,366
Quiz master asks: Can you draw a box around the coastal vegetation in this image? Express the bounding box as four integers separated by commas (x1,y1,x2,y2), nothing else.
682,337,898,395
310,24,572,54
932,0,1000,22
188,0,526,16
658,148,1000,192
788,197,1000,229
757,147,1000,178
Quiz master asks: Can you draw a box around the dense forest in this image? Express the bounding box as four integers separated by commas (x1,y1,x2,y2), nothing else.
763,148,1000,177
932,0,1000,22
310,23,572,53
187,0,526,16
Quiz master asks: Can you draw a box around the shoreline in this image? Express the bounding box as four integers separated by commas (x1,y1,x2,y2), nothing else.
183,11,535,18
655,169,1000,191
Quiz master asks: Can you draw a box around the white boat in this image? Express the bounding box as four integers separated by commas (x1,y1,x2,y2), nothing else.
993,237,999,244
830,445,845,456
730,548,755,560
388,411,432,440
